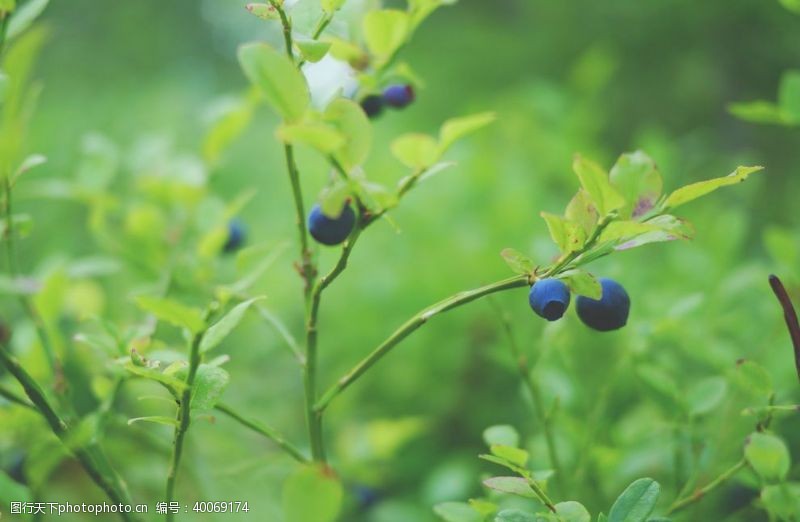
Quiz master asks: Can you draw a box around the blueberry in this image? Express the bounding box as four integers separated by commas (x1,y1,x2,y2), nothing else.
223,219,246,254
382,84,415,109
360,95,384,118
529,278,571,321
308,203,356,246
576,278,630,331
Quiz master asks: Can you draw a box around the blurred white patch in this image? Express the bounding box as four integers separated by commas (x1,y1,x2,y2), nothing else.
303,55,359,110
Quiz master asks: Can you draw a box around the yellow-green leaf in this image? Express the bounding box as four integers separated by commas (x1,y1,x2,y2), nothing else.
662,166,763,210
237,42,309,122
134,295,205,333
324,98,372,168
391,133,439,169
362,10,409,58
438,111,496,154
573,155,625,216
277,121,345,153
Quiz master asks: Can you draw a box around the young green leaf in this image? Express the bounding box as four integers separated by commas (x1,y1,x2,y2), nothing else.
573,155,625,216
609,151,663,219
732,360,773,397
483,424,521,448
190,365,230,411
482,477,538,499
391,133,439,169
408,0,458,30
500,248,534,275
761,483,800,520
12,152,46,183
490,444,529,467
728,100,787,125
558,269,601,299
245,3,279,20
686,376,727,417
433,502,483,522
615,215,695,251
555,501,591,522
321,0,346,14
319,182,352,218
662,166,763,210
295,39,332,63
778,69,800,123
324,98,372,168
608,478,661,522
744,432,791,482
565,189,598,236
200,297,263,353
494,509,537,522
203,91,257,165
6,0,49,40
238,42,310,122
540,212,584,254
277,121,346,153
283,465,343,522
438,112,496,154
362,10,409,59
127,416,179,427
134,296,206,334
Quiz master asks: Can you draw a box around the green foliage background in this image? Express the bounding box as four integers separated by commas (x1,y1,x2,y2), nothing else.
1,0,799,520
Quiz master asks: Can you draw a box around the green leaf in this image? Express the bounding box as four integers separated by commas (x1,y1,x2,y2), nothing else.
744,432,791,482
324,98,372,168
780,0,800,13
203,91,257,165
540,212,584,254
362,10,409,58
0,469,33,504
558,269,601,299
732,360,773,397
245,3,279,20
614,215,694,251
433,502,483,522
12,152,46,182
499,249,533,275
0,0,15,12
662,166,763,210
200,297,263,353
408,0,458,30
555,501,591,522
599,221,662,244
190,365,230,411
124,361,186,393
761,483,800,520
127,416,179,427
238,42,309,122
573,155,625,216
321,0,346,14
438,112,496,154
391,133,440,169
490,444,529,467
686,377,727,417
778,70,800,123
728,100,787,125
319,182,352,218
134,295,205,333
6,0,48,40
283,465,343,522
483,424,521,448
608,478,661,522
482,477,538,499
494,509,537,522
565,189,598,235
277,121,345,153
296,39,331,63
609,151,663,219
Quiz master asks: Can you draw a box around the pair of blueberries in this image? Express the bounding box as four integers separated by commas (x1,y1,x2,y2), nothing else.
360,84,415,118
529,277,630,331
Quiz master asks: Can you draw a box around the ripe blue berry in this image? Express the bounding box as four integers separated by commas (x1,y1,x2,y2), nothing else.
360,95,384,118
308,203,356,246
382,84,415,108
576,278,630,331
529,278,571,321
223,219,246,254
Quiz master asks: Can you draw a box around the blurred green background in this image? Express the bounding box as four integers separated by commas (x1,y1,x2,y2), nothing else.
2,0,800,520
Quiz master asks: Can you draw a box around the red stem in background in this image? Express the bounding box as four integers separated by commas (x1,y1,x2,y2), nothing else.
768,274,800,384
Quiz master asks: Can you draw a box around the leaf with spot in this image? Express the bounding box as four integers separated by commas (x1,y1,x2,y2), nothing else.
609,151,663,219
558,269,601,299
541,212,585,254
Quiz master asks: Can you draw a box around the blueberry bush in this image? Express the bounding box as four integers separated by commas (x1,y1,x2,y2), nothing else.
1,0,799,521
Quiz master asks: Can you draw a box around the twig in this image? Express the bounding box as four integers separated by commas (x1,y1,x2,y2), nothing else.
215,402,309,463
768,274,800,383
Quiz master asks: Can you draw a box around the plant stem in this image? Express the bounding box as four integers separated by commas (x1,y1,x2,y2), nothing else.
215,402,309,463
768,274,800,383
0,344,136,521
268,1,294,62
315,274,530,413
490,301,564,494
165,329,206,521
666,458,747,515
